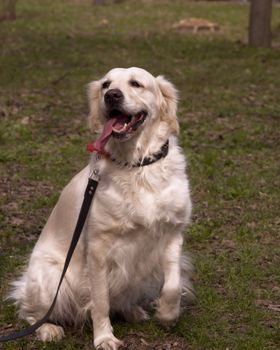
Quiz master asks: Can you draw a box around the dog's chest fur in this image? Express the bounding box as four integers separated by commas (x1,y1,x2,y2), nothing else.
85,159,189,300
89,157,189,238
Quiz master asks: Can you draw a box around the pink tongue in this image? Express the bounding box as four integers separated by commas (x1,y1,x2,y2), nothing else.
93,118,117,153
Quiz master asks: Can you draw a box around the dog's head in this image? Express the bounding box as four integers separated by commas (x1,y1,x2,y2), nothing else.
88,67,179,153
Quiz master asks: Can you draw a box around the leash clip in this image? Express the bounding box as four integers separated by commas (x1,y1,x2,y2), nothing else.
89,152,101,182
89,168,100,182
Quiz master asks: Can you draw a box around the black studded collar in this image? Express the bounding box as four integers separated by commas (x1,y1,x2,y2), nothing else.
110,140,169,168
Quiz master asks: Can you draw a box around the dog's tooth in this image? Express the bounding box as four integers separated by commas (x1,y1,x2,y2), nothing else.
119,123,127,132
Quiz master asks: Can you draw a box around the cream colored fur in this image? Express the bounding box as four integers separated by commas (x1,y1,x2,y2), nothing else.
10,67,193,350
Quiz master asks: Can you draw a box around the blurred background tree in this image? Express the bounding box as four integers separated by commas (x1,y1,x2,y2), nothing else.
93,0,124,4
249,0,273,47
0,0,17,21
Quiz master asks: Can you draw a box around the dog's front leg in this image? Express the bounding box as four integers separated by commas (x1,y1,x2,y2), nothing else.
88,244,123,350
155,233,183,326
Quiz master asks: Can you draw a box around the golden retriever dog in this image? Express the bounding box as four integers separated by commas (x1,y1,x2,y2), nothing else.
10,67,193,349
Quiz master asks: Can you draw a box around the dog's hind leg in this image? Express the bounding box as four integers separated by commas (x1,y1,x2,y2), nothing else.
36,323,65,342
122,305,149,323
25,317,65,342
10,255,71,342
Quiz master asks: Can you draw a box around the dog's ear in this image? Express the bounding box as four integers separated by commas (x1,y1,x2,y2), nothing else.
88,80,102,133
156,75,179,135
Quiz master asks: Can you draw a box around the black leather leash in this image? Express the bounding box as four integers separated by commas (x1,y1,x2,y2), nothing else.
0,173,99,342
0,139,170,343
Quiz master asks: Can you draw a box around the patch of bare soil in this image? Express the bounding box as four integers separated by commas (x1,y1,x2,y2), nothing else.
0,172,54,244
122,332,191,350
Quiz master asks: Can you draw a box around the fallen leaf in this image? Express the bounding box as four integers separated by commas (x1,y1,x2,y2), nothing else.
222,239,236,249
267,304,280,312
255,299,280,312
10,217,25,226
21,116,30,125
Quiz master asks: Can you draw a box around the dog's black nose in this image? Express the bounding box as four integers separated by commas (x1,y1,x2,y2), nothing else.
104,89,124,105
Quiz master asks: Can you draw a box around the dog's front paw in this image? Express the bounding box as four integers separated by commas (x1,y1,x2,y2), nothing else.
155,310,179,328
155,303,179,328
154,291,181,327
36,323,65,342
94,334,124,350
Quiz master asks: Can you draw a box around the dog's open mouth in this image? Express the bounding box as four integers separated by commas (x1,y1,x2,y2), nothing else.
92,110,147,153
110,109,147,138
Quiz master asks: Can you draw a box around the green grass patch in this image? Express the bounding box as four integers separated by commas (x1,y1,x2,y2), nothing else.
1,1,280,349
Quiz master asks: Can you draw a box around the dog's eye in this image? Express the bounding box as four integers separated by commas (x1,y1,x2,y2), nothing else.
102,81,111,89
130,80,143,88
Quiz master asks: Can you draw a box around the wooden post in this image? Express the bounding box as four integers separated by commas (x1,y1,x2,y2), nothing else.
249,0,273,48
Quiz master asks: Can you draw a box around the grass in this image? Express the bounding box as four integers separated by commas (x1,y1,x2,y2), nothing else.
1,0,280,349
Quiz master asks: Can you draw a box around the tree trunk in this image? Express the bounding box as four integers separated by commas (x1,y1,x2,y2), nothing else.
93,0,124,5
249,0,273,48
93,0,106,5
1,0,17,20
